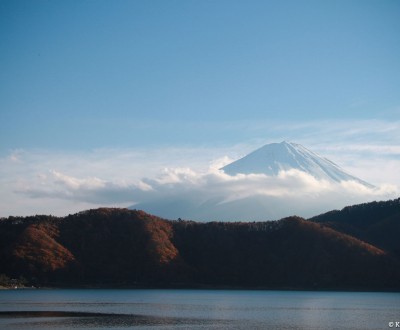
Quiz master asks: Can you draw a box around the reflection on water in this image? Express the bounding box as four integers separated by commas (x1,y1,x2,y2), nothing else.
0,311,234,330
0,289,399,329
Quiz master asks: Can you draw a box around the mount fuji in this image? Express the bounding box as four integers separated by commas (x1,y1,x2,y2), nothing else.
221,141,374,188
131,141,376,221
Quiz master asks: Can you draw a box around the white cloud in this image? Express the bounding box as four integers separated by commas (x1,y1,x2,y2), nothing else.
13,163,396,221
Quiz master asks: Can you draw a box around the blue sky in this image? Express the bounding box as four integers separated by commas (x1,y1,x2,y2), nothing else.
0,0,399,217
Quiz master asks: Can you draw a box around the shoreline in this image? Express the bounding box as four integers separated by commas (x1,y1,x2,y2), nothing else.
1,284,399,293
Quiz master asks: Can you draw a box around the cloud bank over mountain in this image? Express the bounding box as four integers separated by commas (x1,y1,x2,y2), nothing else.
128,166,396,221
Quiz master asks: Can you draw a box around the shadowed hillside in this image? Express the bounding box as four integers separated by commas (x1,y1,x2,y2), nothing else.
310,198,400,259
172,217,398,289
0,199,399,290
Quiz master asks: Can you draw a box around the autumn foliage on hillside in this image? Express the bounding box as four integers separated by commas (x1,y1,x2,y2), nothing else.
0,199,399,289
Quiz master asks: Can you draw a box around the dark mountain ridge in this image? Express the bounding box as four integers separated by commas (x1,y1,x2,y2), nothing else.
0,199,399,290
310,198,400,260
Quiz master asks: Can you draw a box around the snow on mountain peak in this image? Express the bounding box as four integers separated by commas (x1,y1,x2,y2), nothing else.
221,141,374,187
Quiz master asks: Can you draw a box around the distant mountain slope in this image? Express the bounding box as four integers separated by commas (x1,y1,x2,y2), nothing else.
221,141,374,187
1,200,399,290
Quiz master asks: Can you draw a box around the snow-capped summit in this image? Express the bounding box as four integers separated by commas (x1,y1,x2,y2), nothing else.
221,141,374,187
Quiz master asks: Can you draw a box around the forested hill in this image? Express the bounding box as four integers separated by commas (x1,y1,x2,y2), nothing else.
309,198,400,260
0,199,399,290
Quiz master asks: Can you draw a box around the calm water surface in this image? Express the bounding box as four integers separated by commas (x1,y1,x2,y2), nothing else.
0,289,399,329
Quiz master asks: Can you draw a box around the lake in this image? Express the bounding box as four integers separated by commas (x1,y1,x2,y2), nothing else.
0,289,399,329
